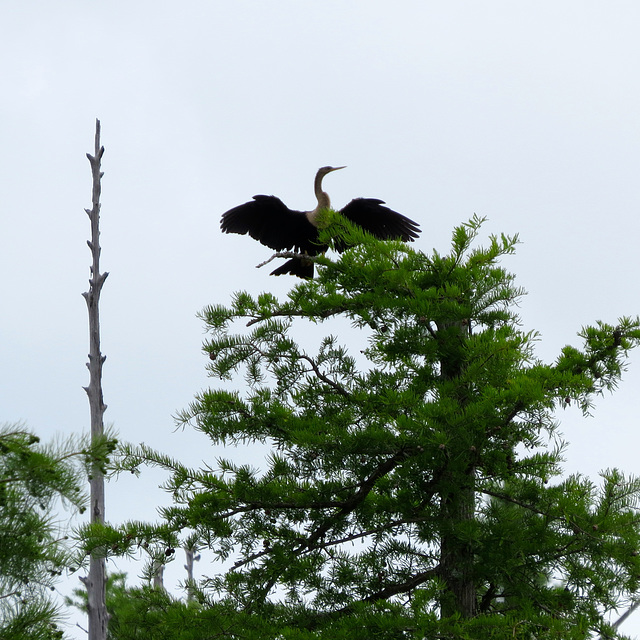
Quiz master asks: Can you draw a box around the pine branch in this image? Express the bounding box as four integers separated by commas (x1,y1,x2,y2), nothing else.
296,449,409,554
297,353,352,398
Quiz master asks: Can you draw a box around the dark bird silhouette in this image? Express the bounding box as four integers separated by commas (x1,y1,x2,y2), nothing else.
220,166,420,278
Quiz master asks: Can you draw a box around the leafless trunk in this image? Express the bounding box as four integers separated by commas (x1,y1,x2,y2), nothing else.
152,562,165,590
80,119,109,640
184,546,201,601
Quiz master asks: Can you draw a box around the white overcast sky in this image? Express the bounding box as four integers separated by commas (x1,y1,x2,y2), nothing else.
2,2,640,637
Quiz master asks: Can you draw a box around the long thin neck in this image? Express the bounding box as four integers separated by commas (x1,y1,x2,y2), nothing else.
314,170,331,210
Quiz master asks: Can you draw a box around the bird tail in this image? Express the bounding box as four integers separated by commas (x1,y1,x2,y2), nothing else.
270,258,314,279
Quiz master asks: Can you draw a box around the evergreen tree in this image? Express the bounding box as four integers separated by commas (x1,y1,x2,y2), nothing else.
0,424,87,640
104,217,640,639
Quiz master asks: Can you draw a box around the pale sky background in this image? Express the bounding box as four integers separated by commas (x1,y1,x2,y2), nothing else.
2,2,640,637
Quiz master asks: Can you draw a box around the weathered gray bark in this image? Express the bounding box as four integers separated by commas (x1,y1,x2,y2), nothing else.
152,562,165,590
80,119,109,640
184,546,201,601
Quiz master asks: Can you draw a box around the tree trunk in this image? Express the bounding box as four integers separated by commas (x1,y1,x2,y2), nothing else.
184,546,201,601
81,119,109,640
439,470,477,618
437,319,476,619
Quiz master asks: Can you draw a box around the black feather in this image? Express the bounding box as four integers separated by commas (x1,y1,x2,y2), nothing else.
339,198,420,244
221,196,318,253
269,257,315,279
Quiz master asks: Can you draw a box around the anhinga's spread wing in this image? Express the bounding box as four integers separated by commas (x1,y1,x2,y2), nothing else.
338,198,421,248
220,195,319,253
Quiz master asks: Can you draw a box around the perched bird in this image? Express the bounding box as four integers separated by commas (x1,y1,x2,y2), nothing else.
220,166,420,278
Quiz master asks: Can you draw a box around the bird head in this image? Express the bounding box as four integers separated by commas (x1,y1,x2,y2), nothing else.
317,165,346,178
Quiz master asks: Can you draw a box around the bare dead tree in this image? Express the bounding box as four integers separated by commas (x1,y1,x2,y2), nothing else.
152,562,165,590
184,546,201,601
80,119,109,640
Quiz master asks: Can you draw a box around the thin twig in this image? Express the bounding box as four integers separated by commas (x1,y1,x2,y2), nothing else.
597,600,640,639
256,251,322,270
297,353,351,398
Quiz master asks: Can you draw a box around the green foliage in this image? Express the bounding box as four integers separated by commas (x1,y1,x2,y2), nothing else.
0,424,89,640
103,218,640,639
68,571,271,640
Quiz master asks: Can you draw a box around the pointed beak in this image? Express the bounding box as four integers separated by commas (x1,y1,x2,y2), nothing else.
330,166,346,172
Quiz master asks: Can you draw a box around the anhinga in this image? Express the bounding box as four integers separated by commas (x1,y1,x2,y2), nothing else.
220,166,420,278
